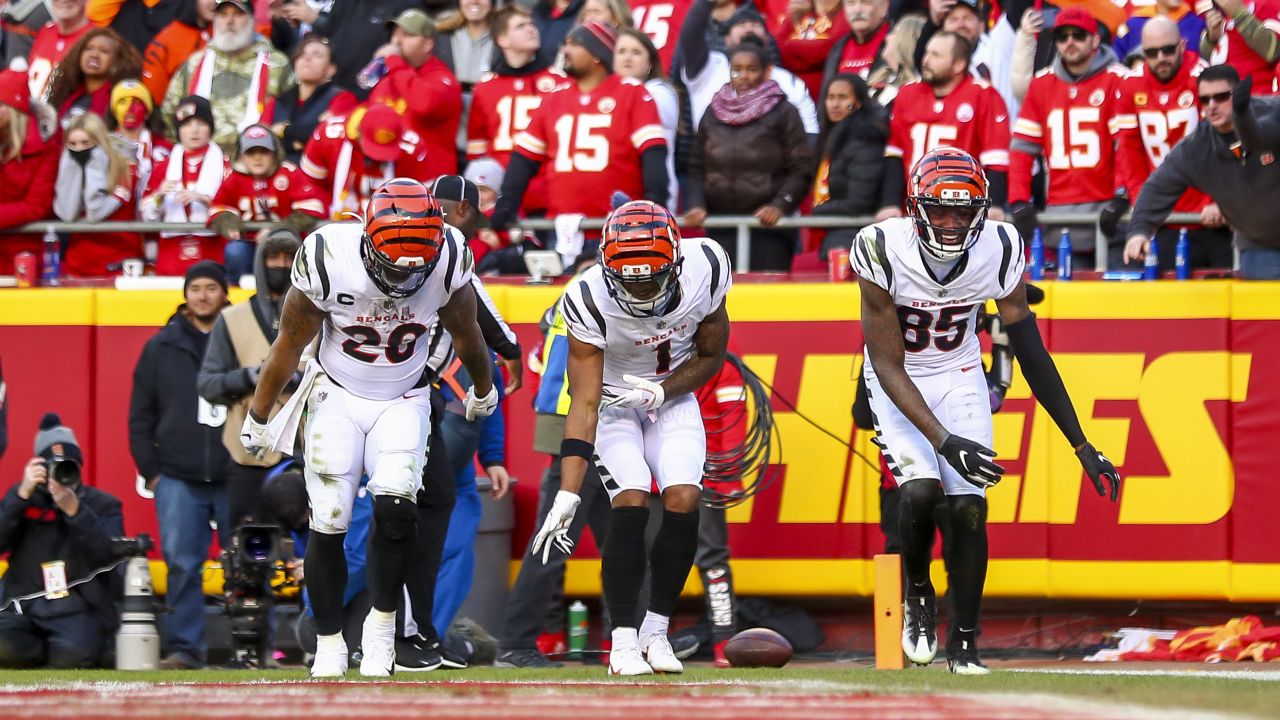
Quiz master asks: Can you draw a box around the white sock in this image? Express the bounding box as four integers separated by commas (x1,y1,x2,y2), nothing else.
366,608,396,630
611,626,639,649
316,633,346,653
639,611,669,644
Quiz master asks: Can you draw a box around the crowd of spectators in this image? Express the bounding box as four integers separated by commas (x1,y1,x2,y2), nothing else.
0,0,1278,277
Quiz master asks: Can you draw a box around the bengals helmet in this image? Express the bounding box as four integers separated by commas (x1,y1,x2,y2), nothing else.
906,147,991,261
360,178,445,297
599,200,682,317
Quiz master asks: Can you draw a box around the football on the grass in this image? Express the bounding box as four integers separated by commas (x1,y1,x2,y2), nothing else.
723,628,793,668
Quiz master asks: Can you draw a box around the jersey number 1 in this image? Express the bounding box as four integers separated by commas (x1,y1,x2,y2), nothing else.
653,339,672,374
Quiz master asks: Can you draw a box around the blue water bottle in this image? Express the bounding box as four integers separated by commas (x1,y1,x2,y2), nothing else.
1143,236,1159,280
1057,228,1072,280
1029,227,1045,280
40,225,60,287
1175,229,1190,280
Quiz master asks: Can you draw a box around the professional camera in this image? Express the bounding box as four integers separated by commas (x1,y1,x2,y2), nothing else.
221,524,288,667
113,534,160,670
41,455,81,487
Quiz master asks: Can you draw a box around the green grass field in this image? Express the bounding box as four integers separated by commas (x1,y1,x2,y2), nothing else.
0,664,1275,718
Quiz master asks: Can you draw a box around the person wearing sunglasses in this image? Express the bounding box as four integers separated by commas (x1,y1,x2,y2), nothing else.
1113,17,1234,272
1125,63,1280,278
1008,7,1128,271
1112,0,1206,65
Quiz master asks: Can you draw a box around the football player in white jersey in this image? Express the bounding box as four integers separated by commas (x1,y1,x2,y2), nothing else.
239,178,499,678
529,200,732,676
852,148,1121,675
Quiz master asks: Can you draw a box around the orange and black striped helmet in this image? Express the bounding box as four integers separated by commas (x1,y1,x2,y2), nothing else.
599,200,682,317
360,178,445,297
906,147,991,260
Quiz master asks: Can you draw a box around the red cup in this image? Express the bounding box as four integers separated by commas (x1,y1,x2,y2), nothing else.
13,251,36,288
827,247,851,282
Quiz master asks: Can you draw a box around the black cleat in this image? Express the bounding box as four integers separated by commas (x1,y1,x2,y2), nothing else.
394,634,443,672
946,639,991,675
494,648,564,668
901,595,938,666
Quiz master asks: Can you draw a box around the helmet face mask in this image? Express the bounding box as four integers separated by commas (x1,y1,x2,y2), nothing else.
599,201,682,318
361,178,445,298
906,147,991,261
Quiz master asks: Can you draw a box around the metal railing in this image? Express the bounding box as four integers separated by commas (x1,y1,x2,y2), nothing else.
12,212,1208,274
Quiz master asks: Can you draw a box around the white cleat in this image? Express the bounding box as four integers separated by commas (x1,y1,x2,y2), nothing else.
310,635,349,679
902,595,939,666
359,614,395,677
641,634,684,674
608,644,654,676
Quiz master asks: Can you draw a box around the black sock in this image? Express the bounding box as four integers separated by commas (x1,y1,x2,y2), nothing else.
601,505,650,630
945,495,988,643
899,480,944,596
368,500,418,613
648,509,700,617
306,531,348,636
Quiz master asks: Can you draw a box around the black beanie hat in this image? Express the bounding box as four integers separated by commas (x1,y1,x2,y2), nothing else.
568,21,617,69
184,260,229,294
174,95,215,134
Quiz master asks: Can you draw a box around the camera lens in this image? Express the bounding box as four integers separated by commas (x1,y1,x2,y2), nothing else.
243,532,273,561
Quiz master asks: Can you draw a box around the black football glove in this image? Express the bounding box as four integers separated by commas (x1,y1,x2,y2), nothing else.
1075,442,1121,502
938,433,1005,489
1098,194,1129,239
1009,201,1038,243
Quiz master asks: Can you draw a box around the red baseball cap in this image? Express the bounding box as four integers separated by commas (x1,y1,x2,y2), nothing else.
358,104,403,163
1053,7,1099,36
0,69,32,115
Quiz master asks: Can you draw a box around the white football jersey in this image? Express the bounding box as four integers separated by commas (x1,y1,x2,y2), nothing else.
851,217,1025,378
291,221,474,401
562,237,732,391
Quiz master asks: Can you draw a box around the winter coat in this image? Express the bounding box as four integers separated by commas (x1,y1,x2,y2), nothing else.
532,0,586,66
0,118,59,275
128,306,231,484
54,144,142,276
811,105,891,218
687,98,813,215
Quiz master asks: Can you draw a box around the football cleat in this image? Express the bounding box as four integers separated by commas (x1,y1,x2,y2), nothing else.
359,613,396,677
310,634,348,679
393,634,443,673
641,634,684,674
608,644,654,676
494,648,563,669
947,639,991,675
902,595,939,666
713,639,731,668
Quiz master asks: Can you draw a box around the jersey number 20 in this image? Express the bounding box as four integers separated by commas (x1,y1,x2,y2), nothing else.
341,323,429,363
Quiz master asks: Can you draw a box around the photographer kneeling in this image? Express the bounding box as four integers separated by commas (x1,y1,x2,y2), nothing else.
0,414,124,668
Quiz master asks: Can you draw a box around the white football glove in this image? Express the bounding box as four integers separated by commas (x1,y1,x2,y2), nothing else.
601,374,665,411
239,413,269,461
530,490,581,564
465,383,499,421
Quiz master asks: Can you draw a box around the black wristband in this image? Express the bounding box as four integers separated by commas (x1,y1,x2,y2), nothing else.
560,438,594,461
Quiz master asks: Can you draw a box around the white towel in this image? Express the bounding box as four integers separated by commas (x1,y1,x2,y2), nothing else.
554,213,585,267
189,48,270,133
265,359,323,455
160,143,224,236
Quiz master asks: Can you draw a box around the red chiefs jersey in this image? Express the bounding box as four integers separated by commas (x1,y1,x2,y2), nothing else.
837,22,890,77
631,0,694,72
1198,0,1280,94
886,76,1011,177
210,163,326,222
1113,54,1210,213
467,68,565,212
300,113,431,219
26,22,93,98
1011,65,1127,206
775,7,852,101
513,75,666,219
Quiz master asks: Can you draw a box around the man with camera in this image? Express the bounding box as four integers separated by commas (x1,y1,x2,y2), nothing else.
0,414,124,669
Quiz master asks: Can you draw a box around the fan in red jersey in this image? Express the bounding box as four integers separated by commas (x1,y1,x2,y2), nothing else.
630,0,694,72
24,0,93,99
1009,7,1127,267
300,103,430,221
209,124,326,250
467,5,565,220
489,21,669,234
885,31,1010,218
1199,0,1280,95
1112,17,1235,271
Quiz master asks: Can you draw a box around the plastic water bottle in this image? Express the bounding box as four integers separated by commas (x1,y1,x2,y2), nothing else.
1175,229,1190,280
40,226,60,286
567,600,588,660
1057,228,1072,281
1143,237,1159,280
1029,227,1045,280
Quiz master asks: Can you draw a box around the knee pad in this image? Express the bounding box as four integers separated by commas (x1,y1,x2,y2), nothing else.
900,479,944,518
373,494,418,541
948,494,987,538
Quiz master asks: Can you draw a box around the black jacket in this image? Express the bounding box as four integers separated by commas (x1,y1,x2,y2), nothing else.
270,82,351,165
311,0,423,97
811,105,891,218
1130,99,1280,251
687,98,813,215
532,0,586,66
0,481,124,632
128,306,230,484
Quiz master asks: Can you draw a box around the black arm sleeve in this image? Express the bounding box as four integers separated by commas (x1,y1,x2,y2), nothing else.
641,145,670,206
490,152,540,230
880,155,905,210
1005,313,1087,447
987,169,1008,208
472,279,521,360
678,0,714,81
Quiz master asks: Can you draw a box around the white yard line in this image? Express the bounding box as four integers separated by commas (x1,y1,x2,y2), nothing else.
1007,667,1280,682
